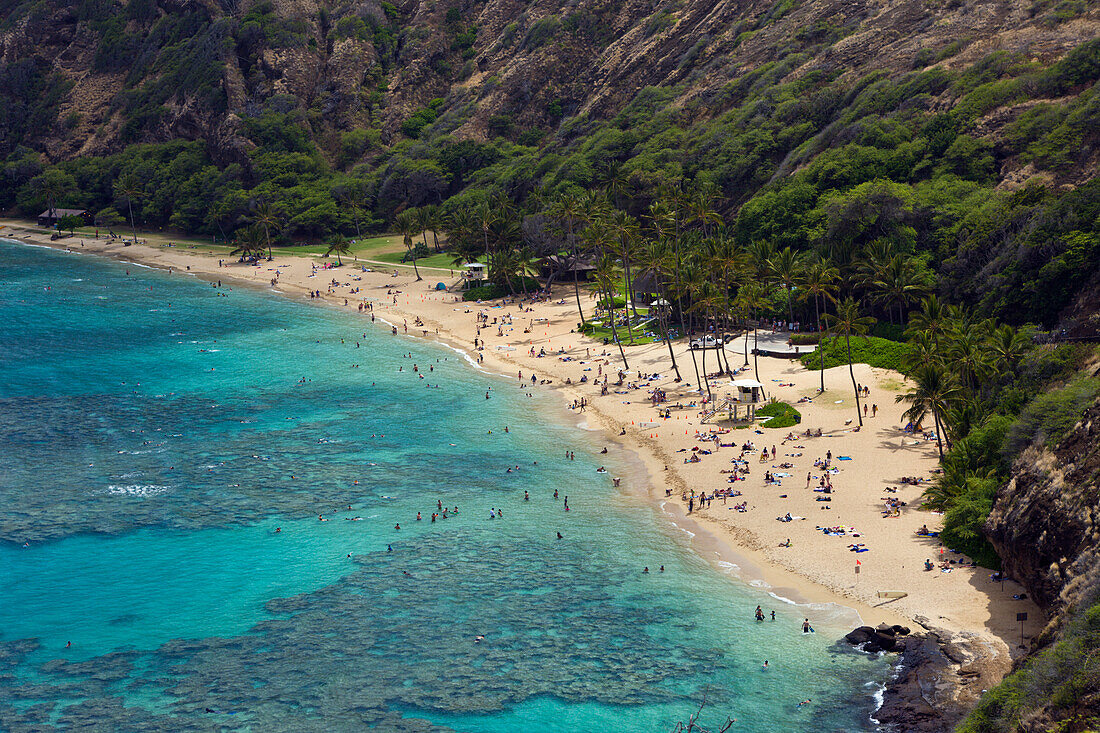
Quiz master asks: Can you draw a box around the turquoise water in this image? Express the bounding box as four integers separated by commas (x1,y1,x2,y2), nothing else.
0,241,889,731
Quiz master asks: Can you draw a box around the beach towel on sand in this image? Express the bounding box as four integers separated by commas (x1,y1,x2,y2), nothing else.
837,456,853,461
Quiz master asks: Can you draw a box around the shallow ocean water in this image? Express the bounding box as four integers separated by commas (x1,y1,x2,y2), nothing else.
0,241,889,731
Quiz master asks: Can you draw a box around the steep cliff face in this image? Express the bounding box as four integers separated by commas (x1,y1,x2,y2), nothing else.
959,400,1100,732
986,396,1100,628
2,0,1098,183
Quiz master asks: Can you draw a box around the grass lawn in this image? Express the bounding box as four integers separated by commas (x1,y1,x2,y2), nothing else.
274,235,404,258
582,320,660,346
371,251,469,269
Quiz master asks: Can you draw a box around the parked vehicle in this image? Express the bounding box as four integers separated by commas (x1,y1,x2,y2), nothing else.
689,335,723,349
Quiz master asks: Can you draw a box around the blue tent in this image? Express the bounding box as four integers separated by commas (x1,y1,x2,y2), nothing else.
434,282,447,291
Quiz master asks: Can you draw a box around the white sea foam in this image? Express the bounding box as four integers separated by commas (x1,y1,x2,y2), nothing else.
98,484,169,497
434,339,490,373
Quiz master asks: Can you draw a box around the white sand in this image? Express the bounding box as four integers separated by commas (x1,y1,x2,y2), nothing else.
6,223,1043,676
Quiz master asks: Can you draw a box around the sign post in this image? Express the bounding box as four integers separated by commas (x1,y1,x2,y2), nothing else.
1017,611,1028,648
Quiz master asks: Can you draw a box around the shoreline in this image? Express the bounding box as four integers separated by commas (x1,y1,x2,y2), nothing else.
2,222,1042,696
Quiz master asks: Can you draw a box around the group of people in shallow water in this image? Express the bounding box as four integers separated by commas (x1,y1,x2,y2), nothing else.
755,605,816,634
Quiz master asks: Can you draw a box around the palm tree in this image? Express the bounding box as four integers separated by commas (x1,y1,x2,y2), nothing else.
593,253,629,368
231,225,265,262
746,240,776,282
395,211,422,281
474,199,502,284
988,324,1029,374
325,234,350,266
116,173,144,244
895,364,962,459
610,209,640,330
549,192,586,325
904,331,939,371
946,325,991,395
638,239,682,381
823,298,875,427
691,280,727,401
872,255,929,325
514,246,539,295
252,201,282,260
906,295,949,342
801,259,839,393
602,161,631,210
767,246,803,327
418,204,442,252
737,281,769,386
711,236,744,375
688,180,723,237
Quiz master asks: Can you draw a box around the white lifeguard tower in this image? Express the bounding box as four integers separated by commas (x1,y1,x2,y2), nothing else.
701,379,766,424
730,378,765,404
464,262,488,287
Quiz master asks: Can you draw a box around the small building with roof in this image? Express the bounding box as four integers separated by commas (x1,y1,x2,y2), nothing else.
38,208,93,228
540,254,595,282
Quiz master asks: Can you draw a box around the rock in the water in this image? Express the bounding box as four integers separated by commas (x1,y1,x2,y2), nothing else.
874,633,970,733
844,626,875,645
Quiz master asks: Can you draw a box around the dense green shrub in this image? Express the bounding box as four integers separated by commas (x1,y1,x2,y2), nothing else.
1002,377,1100,458
400,242,430,261
462,284,507,301
756,401,801,428
401,99,445,139
799,336,908,371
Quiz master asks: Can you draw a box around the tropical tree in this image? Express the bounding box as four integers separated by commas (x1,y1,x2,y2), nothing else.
947,324,991,393
800,259,839,392
549,191,586,325
252,200,282,260
56,214,83,235
231,225,266,262
395,210,422,280
906,295,949,342
895,364,962,459
691,279,728,401
872,255,929,325
34,169,76,226
418,204,442,251
688,180,723,237
904,330,939,371
737,281,770,386
988,323,1030,373
593,253,629,368
767,246,803,327
513,246,539,295
115,173,144,244
823,298,875,426
325,234,351,265
638,239,682,381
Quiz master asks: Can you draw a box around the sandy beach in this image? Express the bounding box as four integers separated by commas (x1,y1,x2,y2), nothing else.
4,221,1043,690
